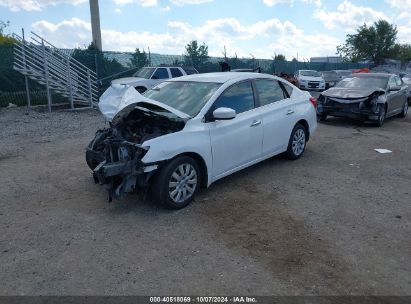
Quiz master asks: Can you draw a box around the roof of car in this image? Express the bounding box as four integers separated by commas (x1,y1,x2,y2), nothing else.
168,72,273,84
349,73,393,78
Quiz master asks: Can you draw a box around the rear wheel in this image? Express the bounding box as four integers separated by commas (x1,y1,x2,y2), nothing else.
151,156,200,209
398,101,408,118
285,124,307,160
375,105,386,127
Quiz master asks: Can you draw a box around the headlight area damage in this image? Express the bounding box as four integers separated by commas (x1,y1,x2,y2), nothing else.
317,88,386,120
86,86,188,201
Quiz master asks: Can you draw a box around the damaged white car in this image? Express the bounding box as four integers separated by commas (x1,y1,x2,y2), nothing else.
87,72,318,209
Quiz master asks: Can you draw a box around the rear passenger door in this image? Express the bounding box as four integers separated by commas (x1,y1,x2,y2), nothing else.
254,79,296,155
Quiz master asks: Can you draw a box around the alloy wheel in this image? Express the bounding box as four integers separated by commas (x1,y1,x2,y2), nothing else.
292,129,306,156
168,163,198,203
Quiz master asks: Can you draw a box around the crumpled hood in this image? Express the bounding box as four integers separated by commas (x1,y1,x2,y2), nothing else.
98,86,191,124
322,87,385,99
111,77,144,86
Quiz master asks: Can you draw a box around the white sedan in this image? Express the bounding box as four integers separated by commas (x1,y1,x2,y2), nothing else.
87,72,318,209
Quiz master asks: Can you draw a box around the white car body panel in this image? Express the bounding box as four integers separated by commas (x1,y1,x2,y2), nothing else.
138,72,317,187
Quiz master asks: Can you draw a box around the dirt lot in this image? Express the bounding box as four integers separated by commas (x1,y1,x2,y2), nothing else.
0,105,410,296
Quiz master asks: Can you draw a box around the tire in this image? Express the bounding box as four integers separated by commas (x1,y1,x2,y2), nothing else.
398,101,408,118
375,105,386,127
85,131,108,170
318,113,327,122
285,124,307,160
151,156,200,209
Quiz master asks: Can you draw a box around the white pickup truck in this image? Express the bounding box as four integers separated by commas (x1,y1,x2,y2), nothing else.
111,66,198,93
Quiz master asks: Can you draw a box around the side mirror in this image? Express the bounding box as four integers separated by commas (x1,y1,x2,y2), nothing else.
151,75,159,80
213,107,236,120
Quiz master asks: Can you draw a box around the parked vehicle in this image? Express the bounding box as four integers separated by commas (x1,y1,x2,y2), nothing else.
111,66,198,93
334,70,352,79
87,72,318,209
295,70,325,91
320,71,342,89
400,73,411,104
317,73,408,127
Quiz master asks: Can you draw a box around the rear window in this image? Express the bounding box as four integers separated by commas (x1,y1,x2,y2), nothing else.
182,67,198,75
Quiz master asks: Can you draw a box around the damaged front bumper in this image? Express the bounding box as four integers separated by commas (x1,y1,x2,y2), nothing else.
317,97,380,120
92,140,159,201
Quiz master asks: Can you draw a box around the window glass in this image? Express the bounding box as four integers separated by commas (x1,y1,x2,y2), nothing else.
281,82,293,97
388,77,397,88
395,76,402,86
255,79,286,106
212,81,254,114
152,68,169,79
144,82,221,117
133,68,155,79
170,68,183,78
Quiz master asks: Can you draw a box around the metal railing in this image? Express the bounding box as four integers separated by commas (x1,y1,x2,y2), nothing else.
12,29,98,111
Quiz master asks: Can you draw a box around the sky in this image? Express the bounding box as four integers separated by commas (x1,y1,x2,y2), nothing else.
1,0,411,60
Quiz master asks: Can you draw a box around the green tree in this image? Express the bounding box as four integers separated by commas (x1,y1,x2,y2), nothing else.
184,40,208,68
274,54,286,61
396,44,411,65
337,20,398,65
0,20,15,45
130,48,149,69
71,42,126,79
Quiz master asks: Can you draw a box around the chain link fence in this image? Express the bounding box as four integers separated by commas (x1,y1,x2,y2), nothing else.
1,45,370,107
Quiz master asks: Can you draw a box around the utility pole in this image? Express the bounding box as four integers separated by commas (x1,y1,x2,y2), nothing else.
89,0,102,51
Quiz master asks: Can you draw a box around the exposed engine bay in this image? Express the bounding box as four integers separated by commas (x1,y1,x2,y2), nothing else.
87,86,187,201
118,106,185,144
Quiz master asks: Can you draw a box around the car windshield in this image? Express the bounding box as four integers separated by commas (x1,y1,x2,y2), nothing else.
300,70,321,77
133,68,155,79
322,71,339,78
144,81,222,117
335,76,388,89
336,71,352,77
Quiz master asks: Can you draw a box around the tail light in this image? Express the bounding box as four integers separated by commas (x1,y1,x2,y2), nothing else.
309,96,317,109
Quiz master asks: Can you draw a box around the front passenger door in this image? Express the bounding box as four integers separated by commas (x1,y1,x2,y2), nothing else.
207,81,263,178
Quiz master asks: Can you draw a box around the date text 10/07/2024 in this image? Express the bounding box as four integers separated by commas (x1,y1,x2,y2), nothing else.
149,297,258,303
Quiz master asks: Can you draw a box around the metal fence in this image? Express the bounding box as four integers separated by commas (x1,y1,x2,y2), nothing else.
1,44,371,107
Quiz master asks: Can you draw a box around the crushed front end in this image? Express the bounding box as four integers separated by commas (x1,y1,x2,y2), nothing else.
317,92,384,121
91,129,156,201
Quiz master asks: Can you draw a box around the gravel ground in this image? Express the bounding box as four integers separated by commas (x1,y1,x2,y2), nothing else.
0,104,410,296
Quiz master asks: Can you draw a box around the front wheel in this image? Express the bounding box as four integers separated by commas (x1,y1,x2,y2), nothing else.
398,101,408,118
151,156,200,209
375,105,386,127
285,124,307,160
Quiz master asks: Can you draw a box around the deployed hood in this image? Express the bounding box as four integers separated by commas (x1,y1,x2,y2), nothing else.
98,86,191,124
111,77,144,86
322,87,385,99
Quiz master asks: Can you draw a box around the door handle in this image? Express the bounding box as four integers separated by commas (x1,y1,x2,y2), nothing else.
286,109,294,115
250,120,262,127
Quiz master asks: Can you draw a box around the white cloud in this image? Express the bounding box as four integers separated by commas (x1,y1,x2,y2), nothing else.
386,0,411,10
0,0,86,11
170,0,213,6
315,0,389,30
263,0,294,7
31,17,340,59
113,0,157,6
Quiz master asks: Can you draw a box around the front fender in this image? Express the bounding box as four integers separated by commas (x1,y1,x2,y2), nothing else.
141,126,213,184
